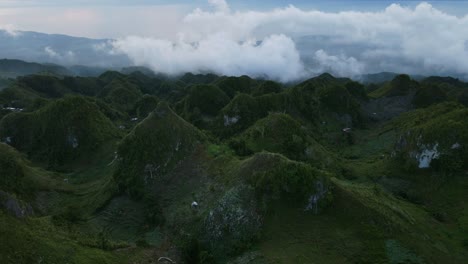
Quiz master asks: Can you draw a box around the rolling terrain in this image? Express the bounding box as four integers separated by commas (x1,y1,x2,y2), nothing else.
0,67,467,264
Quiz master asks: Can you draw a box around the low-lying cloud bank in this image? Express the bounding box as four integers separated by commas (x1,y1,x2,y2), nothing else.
110,0,468,81
112,34,306,82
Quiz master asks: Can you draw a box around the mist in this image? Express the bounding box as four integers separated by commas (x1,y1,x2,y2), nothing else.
109,0,468,81
2,0,468,81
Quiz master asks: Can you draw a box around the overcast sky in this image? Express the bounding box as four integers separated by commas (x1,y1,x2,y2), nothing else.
1,0,468,80
1,0,468,38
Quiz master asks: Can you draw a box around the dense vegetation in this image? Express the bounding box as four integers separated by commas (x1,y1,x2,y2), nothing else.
0,64,467,263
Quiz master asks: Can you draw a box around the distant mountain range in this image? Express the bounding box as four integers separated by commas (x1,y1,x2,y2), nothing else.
0,30,130,67
0,58,462,92
356,72,426,84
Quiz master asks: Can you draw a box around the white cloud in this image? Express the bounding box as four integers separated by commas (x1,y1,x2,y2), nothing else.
112,33,306,82
0,23,21,36
44,46,59,58
312,50,364,76
208,0,230,13
2,1,468,79
0,5,186,39
110,1,468,80
44,46,75,63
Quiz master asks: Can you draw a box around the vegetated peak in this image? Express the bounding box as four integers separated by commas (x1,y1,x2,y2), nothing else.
179,72,220,85
98,70,126,85
114,101,205,198
421,76,466,88
298,72,351,88
0,96,120,168
0,58,71,77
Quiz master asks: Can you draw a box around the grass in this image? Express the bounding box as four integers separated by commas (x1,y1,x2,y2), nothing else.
2,74,468,263
258,177,467,263
0,211,146,264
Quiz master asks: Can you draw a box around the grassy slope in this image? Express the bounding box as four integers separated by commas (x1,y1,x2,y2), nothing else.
1,73,468,263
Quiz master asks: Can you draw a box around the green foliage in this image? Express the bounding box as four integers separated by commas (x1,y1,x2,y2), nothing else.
287,74,362,124
385,240,423,264
316,84,361,116
393,102,468,172
369,74,419,98
215,76,255,98
0,144,26,194
388,74,414,96
412,84,448,108
62,76,102,96
99,78,143,113
216,93,261,136
0,212,132,264
250,158,329,201
114,102,205,198
177,85,230,126
98,71,126,85
345,80,368,101
2,70,468,263
233,113,324,161
16,75,69,98
252,80,282,96
240,153,331,202
201,185,262,259
179,73,219,86
52,204,83,224
132,94,159,118
0,96,120,167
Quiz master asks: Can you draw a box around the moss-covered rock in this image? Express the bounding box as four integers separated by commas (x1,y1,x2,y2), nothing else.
216,93,261,137
288,74,362,125
99,78,143,113
392,102,468,172
176,85,230,127
239,152,332,205
0,96,120,167
369,74,419,98
0,143,26,195
232,113,332,165
201,185,262,258
412,84,448,108
215,76,255,98
252,81,282,96
132,94,159,119
114,102,205,198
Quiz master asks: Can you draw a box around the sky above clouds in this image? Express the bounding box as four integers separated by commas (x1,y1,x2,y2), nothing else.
1,0,468,81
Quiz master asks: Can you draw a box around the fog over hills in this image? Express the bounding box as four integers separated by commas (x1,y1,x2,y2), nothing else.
0,30,129,68
1,1,468,81
1,2,468,263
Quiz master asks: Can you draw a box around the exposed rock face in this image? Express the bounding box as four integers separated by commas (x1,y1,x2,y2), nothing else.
227,251,269,264
66,133,79,149
364,94,415,122
415,143,440,169
392,103,468,171
305,180,328,214
224,115,240,126
0,191,33,218
202,185,262,256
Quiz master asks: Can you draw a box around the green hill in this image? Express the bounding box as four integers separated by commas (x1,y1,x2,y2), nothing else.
0,96,120,168
1,71,468,264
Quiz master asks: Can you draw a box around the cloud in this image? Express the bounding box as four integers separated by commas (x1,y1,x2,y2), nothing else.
0,24,21,36
312,50,364,77
3,1,468,79
0,5,186,39
110,1,468,80
208,0,230,13
112,33,306,82
44,46,59,58
44,46,75,64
